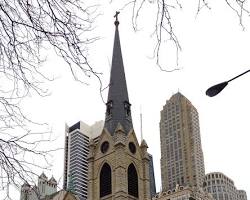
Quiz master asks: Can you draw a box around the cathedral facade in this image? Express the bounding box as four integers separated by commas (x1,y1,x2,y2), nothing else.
87,15,151,200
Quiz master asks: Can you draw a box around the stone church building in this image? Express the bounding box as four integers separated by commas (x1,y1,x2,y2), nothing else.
87,15,151,200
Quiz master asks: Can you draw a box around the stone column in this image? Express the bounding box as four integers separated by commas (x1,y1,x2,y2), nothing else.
87,139,95,200
114,124,127,200
141,139,151,200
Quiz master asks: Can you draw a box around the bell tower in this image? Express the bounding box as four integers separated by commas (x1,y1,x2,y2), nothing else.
87,13,151,200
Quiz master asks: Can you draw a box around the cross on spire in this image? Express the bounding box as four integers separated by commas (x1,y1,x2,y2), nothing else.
114,11,120,26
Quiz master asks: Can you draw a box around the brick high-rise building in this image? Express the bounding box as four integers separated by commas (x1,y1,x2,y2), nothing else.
160,92,205,191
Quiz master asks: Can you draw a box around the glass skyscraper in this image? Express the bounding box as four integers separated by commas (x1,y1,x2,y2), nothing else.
63,121,103,200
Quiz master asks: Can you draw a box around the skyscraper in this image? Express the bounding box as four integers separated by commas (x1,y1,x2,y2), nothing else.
63,121,103,200
160,92,205,191
87,14,151,200
149,153,156,198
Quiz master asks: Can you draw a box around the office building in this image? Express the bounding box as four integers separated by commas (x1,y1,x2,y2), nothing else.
238,190,248,200
203,172,248,200
160,92,205,191
63,121,103,200
149,153,156,198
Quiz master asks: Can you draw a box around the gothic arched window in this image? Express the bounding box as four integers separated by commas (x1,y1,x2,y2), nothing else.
128,163,138,198
124,101,131,117
106,100,113,117
100,163,112,198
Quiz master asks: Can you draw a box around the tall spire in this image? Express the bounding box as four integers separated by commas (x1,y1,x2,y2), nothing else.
104,12,133,135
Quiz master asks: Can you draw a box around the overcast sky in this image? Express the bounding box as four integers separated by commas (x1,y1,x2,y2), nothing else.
4,1,250,199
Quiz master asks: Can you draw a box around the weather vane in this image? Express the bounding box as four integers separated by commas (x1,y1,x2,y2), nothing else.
114,11,120,25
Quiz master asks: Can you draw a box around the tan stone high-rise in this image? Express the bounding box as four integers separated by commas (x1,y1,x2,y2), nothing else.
87,15,151,200
203,172,248,200
160,92,205,191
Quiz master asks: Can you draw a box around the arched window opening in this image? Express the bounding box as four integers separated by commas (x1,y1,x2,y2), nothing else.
100,163,112,197
106,100,113,117
124,101,131,117
128,163,138,198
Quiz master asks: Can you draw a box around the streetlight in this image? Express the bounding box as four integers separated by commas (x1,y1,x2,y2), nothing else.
206,69,250,97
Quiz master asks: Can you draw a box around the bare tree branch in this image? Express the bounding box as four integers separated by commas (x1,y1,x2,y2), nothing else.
114,0,250,71
196,0,210,16
224,0,250,29
0,0,101,96
1,0,250,198
0,0,100,198
116,0,182,71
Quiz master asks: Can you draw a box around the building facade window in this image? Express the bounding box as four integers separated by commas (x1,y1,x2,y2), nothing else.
100,163,112,198
128,163,138,198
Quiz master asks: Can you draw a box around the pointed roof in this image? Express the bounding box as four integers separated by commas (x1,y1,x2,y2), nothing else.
169,92,193,106
22,181,30,188
39,172,48,180
49,176,57,184
41,190,80,200
141,139,148,148
104,13,133,135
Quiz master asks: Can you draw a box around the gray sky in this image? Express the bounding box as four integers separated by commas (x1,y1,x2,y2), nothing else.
3,0,250,199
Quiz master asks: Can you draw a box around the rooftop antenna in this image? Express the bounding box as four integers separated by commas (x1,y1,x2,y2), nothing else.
140,105,143,143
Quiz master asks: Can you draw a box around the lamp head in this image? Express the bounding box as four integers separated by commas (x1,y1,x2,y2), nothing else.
206,81,228,97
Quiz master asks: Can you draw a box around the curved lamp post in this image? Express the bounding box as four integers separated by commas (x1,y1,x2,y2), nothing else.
206,69,250,97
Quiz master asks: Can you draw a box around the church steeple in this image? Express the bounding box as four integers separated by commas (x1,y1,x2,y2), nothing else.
87,14,151,200
104,12,133,135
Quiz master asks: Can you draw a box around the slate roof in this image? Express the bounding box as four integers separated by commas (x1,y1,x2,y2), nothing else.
104,18,133,135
